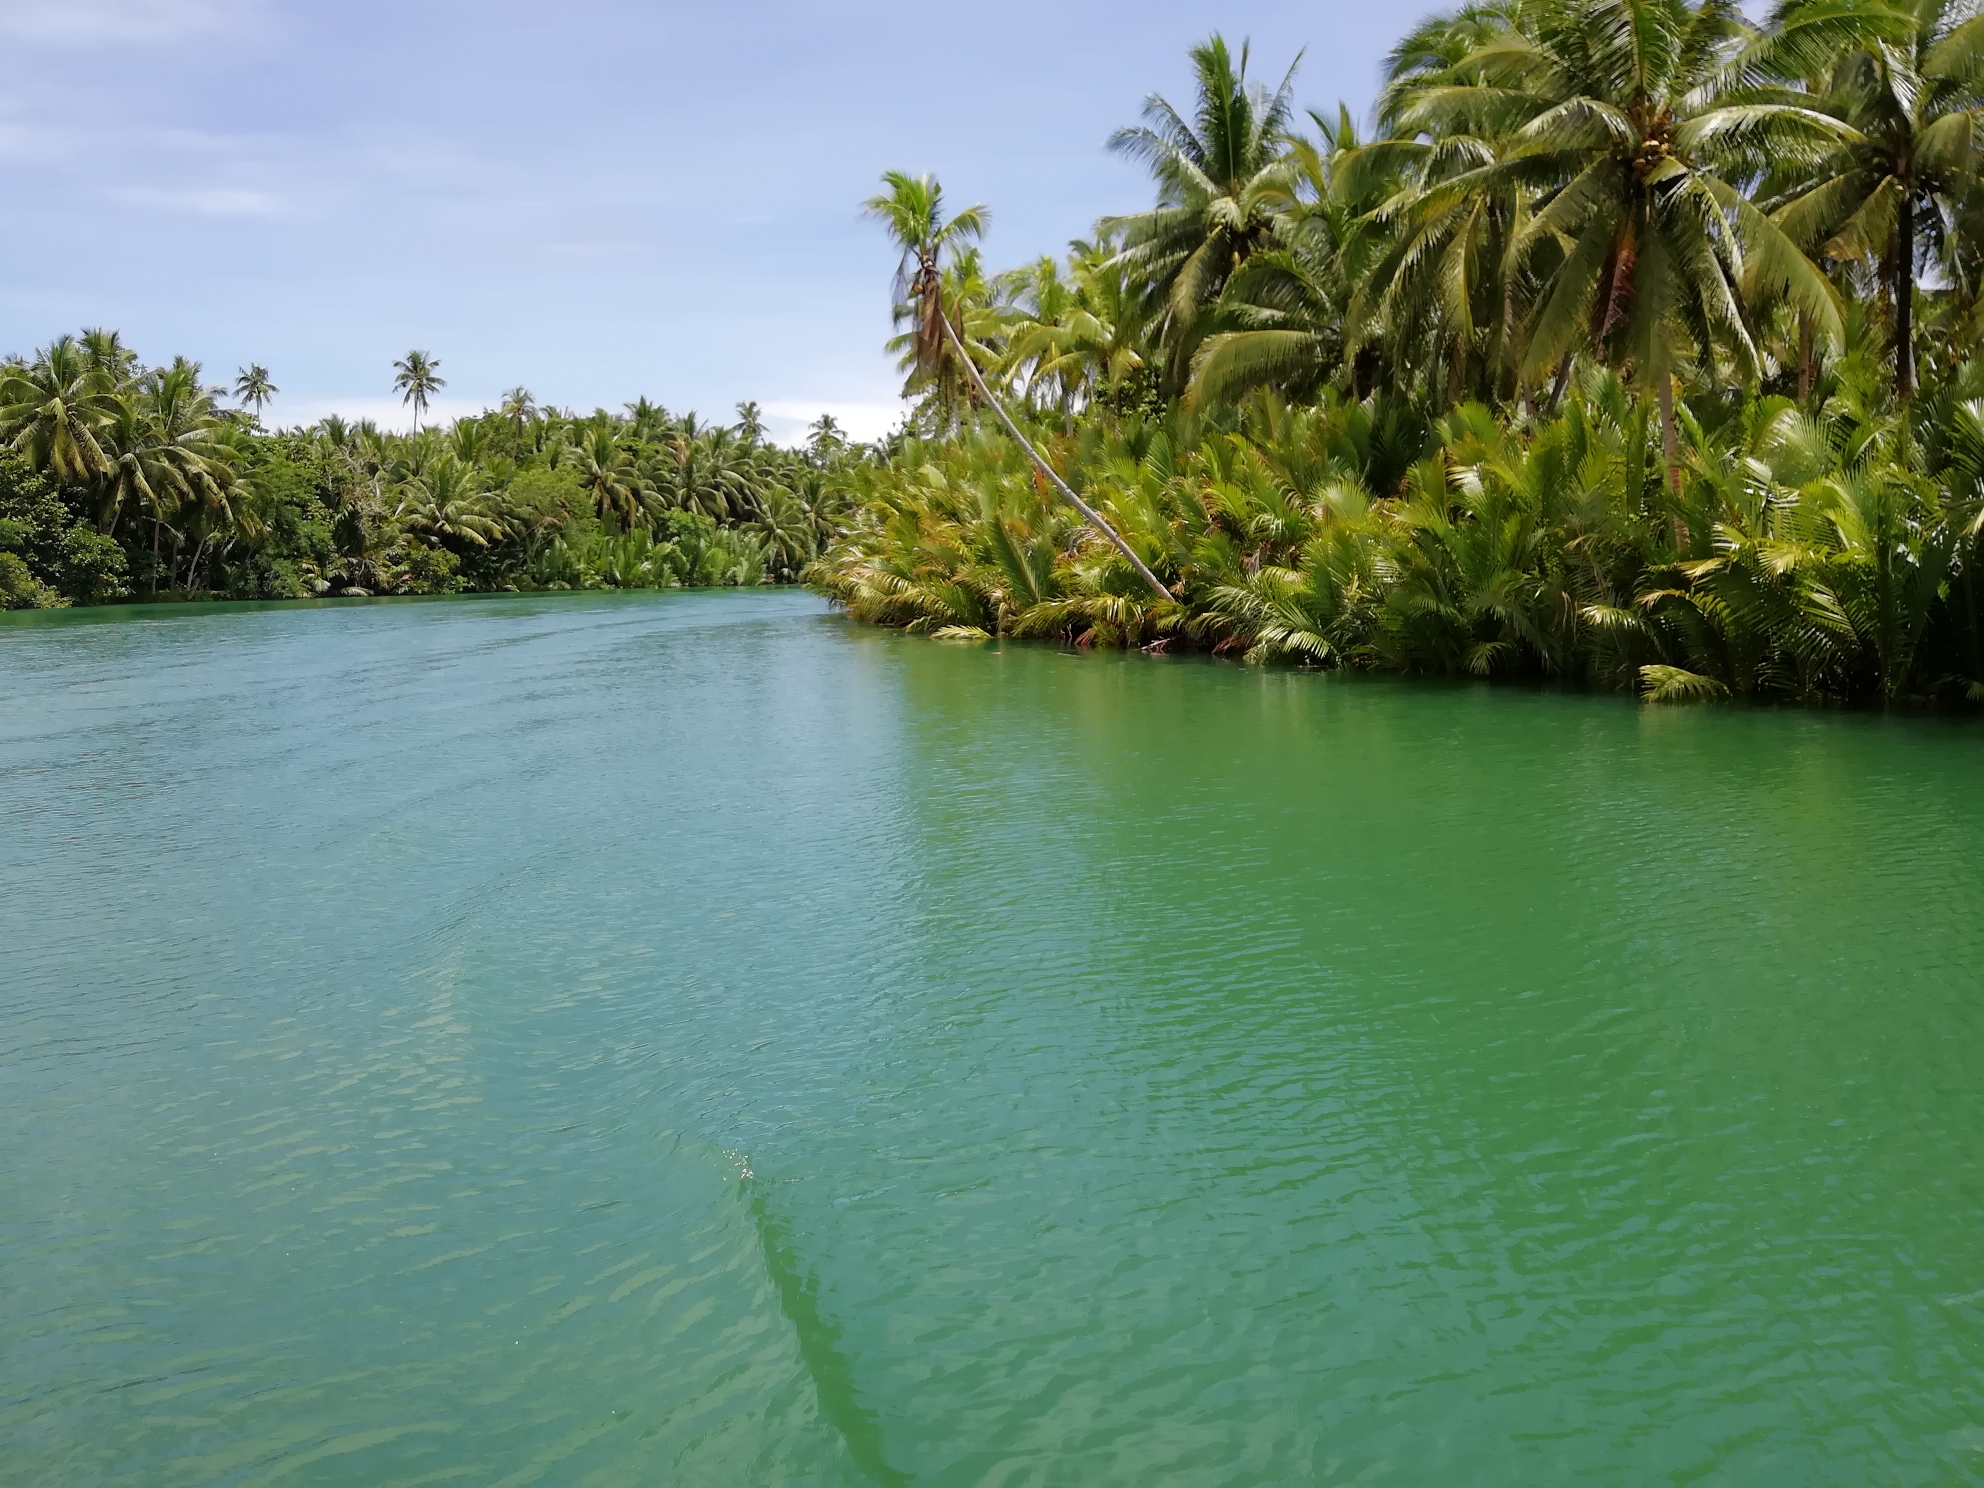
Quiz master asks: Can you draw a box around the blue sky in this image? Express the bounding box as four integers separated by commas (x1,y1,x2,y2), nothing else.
0,0,1427,441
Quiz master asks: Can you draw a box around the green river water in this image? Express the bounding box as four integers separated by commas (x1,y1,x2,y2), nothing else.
3,589,1982,1485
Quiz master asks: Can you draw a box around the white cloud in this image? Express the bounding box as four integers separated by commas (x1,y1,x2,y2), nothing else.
267,396,492,435
761,398,909,447
0,0,258,44
112,185,286,217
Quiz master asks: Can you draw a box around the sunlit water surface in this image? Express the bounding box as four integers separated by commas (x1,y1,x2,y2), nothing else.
4,589,1983,1485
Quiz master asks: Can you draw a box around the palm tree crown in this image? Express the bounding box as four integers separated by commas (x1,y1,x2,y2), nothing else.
393,351,446,432
234,364,277,418
862,171,989,407
1106,35,1303,389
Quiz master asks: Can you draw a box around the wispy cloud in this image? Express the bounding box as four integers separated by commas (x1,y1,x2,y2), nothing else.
762,399,908,446
0,0,260,44
112,184,286,217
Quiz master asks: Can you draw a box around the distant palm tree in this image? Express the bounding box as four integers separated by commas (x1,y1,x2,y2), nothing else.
80,328,141,383
862,171,989,405
0,335,117,483
395,454,503,548
393,350,446,432
751,487,816,578
499,386,536,435
623,395,667,442
97,396,174,539
233,364,277,418
572,426,651,526
807,413,847,456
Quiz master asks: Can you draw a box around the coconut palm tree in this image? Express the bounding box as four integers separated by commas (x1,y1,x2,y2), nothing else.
572,426,651,526
1189,110,1399,408
393,350,446,432
1105,35,1304,391
997,238,1155,419
751,487,816,579
96,395,175,539
807,413,847,458
1760,0,1984,399
0,335,117,483
395,454,503,549
500,386,537,436
624,395,667,443
861,171,989,409
233,364,277,419
81,328,141,384
1389,0,1854,486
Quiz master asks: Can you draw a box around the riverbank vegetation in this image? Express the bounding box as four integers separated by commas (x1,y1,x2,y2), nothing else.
810,0,1984,704
0,334,862,608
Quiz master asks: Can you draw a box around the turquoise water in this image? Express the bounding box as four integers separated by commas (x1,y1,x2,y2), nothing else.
4,589,1983,1485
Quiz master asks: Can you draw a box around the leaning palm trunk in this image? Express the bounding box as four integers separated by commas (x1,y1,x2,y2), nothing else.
1894,193,1915,401
938,313,1171,600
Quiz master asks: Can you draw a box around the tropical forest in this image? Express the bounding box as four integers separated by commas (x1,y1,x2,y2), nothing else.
0,341,859,610
9,0,1984,711
819,0,1984,705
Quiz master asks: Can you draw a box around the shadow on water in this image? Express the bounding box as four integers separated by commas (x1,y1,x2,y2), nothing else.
744,1171,907,1488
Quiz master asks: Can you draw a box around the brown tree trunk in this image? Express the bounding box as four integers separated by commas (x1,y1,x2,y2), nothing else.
1659,373,1684,551
1894,189,1916,400
1546,357,1573,414
938,313,1170,601
1798,312,1814,402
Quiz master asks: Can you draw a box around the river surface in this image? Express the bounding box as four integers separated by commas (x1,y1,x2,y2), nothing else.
3,589,1982,1485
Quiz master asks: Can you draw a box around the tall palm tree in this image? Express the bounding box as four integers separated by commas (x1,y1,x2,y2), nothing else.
96,394,174,538
499,386,537,435
1106,35,1303,391
395,454,503,549
883,245,1008,422
99,359,237,595
1390,0,1852,483
862,171,989,409
997,238,1154,419
0,335,117,484
393,350,446,432
623,395,667,443
81,328,141,384
233,364,277,419
1761,0,1984,398
807,413,847,457
572,426,651,526
1190,109,1396,408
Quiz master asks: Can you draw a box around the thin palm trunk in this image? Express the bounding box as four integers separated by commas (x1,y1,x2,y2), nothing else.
1659,374,1680,491
1658,373,1684,553
1798,312,1814,402
938,313,1171,600
1894,188,1915,400
1546,357,1573,413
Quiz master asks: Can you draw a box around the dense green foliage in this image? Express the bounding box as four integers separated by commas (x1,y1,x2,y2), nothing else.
814,0,1984,703
0,334,862,608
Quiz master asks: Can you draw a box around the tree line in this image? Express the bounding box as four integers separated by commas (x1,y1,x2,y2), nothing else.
814,0,1984,703
0,334,867,608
